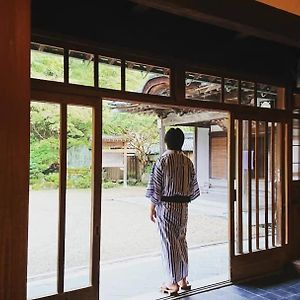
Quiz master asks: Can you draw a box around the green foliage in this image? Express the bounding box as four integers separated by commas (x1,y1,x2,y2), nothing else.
125,69,157,93
30,102,60,142
102,181,120,189
31,50,64,82
30,102,93,189
99,63,121,90
143,164,153,174
30,169,92,190
30,173,59,190
67,168,91,189
67,106,92,148
30,137,59,179
31,48,158,93
69,56,94,86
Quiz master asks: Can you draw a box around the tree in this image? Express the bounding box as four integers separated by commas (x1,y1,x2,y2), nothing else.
102,101,159,175
30,102,92,183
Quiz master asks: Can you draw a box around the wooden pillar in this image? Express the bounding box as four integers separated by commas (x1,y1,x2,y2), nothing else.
123,142,128,186
0,1,30,299
193,127,198,171
276,87,286,110
158,117,166,155
276,123,283,246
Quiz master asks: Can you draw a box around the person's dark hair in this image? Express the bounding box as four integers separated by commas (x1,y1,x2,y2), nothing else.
164,128,185,150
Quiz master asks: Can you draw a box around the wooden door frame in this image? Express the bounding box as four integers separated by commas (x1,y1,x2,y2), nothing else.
29,90,101,300
228,111,291,282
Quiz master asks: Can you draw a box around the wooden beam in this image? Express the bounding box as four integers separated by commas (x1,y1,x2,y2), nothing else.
31,79,290,120
130,0,300,48
0,1,30,299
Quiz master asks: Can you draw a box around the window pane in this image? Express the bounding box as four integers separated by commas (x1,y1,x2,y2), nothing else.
257,84,285,109
186,72,221,102
125,61,170,96
224,78,238,104
99,56,121,90
241,81,255,106
64,105,93,291
31,43,64,82
69,50,94,86
27,101,60,298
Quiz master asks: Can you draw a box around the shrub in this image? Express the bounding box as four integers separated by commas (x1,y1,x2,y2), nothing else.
102,181,119,189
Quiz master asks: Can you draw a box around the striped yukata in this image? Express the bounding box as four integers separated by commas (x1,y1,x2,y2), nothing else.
146,150,200,284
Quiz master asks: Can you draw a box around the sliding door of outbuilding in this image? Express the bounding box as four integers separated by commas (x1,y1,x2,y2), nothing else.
228,112,290,281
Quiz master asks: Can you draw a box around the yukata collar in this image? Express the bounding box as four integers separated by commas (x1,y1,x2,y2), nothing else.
163,149,182,155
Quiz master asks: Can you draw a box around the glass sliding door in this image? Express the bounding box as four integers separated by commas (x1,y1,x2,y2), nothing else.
27,98,101,300
27,102,60,299
64,106,93,291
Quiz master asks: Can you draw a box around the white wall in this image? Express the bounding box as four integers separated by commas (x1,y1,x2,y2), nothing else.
196,127,210,192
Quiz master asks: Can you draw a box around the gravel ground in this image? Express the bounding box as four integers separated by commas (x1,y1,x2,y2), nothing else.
101,186,227,262
27,186,228,278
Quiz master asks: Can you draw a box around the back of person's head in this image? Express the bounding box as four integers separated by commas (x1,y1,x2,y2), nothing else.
164,128,185,151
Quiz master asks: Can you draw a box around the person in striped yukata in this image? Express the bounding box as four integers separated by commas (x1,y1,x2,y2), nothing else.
146,128,200,295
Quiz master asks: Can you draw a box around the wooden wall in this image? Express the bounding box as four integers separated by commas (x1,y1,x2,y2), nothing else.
211,136,228,179
0,1,30,299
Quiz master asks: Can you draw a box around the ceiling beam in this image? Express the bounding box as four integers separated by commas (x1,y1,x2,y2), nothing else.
130,0,300,48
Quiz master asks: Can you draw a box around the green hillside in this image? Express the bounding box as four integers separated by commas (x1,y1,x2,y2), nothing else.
31,49,159,91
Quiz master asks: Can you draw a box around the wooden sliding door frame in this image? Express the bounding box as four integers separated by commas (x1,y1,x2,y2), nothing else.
229,111,291,282
30,90,101,300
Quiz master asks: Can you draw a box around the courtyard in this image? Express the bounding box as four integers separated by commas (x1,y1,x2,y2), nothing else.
27,183,229,299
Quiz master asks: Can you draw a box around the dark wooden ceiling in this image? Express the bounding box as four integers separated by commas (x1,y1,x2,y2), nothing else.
31,0,299,86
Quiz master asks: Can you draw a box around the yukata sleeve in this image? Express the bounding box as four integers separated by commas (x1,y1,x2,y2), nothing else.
190,163,200,201
145,161,163,205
